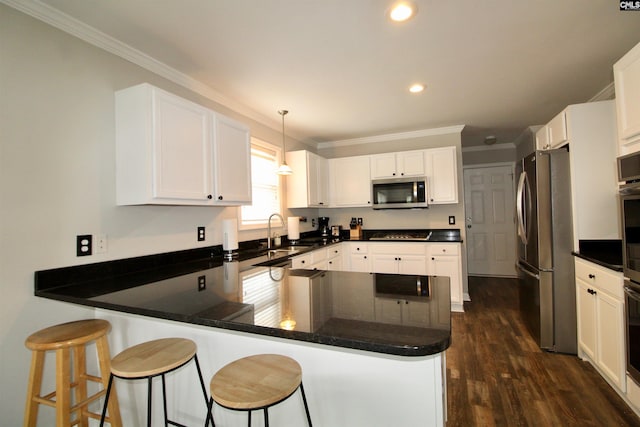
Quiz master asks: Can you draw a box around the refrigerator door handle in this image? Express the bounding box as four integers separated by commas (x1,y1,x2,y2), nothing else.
516,172,528,245
516,262,540,280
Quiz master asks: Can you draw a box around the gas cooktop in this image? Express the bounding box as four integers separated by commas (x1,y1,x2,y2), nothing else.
369,231,433,241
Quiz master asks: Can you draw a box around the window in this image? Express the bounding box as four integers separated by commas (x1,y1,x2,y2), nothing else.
239,138,283,228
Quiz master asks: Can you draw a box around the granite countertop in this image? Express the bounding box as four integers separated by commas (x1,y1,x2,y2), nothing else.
34,238,451,357
571,239,623,272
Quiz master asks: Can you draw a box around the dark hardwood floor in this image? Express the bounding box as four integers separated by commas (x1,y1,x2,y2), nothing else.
446,276,640,426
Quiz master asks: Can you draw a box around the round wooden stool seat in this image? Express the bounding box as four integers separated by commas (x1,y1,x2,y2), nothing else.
110,338,197,378
100,337,210,427
211,354,302,409
23,319,122,427
208,354,312,426
25,319,111,351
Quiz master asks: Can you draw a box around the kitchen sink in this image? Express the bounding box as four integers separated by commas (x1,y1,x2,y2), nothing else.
268,246,307,254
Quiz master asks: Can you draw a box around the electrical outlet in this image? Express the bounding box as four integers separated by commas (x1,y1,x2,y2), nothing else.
76,235,92,256
198,275,206,291
448,216,456,225
197,226,205,241
96,234,107,254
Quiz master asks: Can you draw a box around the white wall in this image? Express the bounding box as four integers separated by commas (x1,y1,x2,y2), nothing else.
0,6,317,425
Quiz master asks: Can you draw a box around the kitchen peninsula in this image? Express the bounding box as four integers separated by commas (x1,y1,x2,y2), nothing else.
35,242,451,426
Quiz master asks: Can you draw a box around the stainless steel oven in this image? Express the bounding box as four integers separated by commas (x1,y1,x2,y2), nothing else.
618,151,640,384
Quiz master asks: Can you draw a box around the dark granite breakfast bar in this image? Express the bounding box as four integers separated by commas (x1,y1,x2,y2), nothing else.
35,251,450,357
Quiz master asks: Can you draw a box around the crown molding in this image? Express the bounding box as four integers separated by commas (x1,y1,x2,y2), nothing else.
1,0,285,136
317,125,465,149
461,142,516,153
589,82,615,102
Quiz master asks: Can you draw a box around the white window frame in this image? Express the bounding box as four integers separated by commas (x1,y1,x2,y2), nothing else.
238,137,284,231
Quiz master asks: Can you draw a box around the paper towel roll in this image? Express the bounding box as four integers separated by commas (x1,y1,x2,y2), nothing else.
222,219,238,251
288,216,300,240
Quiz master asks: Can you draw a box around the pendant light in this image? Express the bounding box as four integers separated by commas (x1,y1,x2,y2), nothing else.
276,109,293,175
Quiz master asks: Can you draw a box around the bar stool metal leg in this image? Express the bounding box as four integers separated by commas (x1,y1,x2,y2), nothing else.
300,382,313,426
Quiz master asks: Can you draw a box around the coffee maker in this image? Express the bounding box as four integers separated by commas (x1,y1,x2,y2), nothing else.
318,217,330,238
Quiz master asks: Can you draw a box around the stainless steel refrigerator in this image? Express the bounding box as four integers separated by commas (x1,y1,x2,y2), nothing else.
515,148,576,354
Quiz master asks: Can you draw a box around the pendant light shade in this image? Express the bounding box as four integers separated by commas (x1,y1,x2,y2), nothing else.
277,109,293,175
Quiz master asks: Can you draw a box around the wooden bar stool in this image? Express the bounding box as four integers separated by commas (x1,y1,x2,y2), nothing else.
23,318,122,427
208,354,312,427
99,337,210,427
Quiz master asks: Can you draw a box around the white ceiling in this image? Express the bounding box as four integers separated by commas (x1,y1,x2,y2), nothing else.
12,0,640,147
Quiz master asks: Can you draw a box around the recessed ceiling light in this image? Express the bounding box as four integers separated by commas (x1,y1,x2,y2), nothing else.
409,83,425,93
388,1,418,22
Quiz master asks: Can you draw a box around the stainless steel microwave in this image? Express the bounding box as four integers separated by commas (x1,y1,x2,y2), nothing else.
618,151,640,184
372,177,428,209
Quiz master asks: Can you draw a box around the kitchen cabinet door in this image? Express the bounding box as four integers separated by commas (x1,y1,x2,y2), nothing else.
547,111,568,148
575,258,626,392
576,279,597,361
397,151,425,177
425,147,458,204
212,114,252,204
370,151,424,179
615,41,640,155
329,156,372,207
286,150,328,208
535,126,550,150
430,256,461,308
116,83,213,205
596,290,625,389
370,153,397,179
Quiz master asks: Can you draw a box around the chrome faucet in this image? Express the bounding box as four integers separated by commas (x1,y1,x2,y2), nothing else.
267,213,285,249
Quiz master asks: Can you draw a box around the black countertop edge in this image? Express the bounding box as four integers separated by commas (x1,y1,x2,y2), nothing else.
571,239,623,272
572,252,623,272
37,290,450,357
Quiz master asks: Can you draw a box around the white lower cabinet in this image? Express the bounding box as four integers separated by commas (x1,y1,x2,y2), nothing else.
575,258,626,392
374,298,431,327
346,242,371,272
427,244,463,312
370,243,427,275
294,242,463,311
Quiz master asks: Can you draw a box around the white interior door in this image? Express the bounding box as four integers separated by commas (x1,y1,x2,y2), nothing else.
464,165,517,277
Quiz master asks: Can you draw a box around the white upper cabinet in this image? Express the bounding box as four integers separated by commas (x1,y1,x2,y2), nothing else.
614,41,640,155
370,150,425,179
547,110,568,149
329,155,371,207
212,114,252,205
535,125,549,150
115,83,251,206
424,146,458,204
286,150,329,208
536,110,568,150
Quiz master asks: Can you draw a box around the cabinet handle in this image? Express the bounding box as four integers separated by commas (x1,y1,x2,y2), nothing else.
301,260,305,264
207,194,213,200
398,257,402,261
405,300,409,304
588,274,595,279
397,300,401,304
400,172,404,176
430,198,434,202
392,172,396,176
431,257,435,260
588,288,598,295
368,201,371,204
218,195,223,200
319,202,324,205
364,256,367,259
